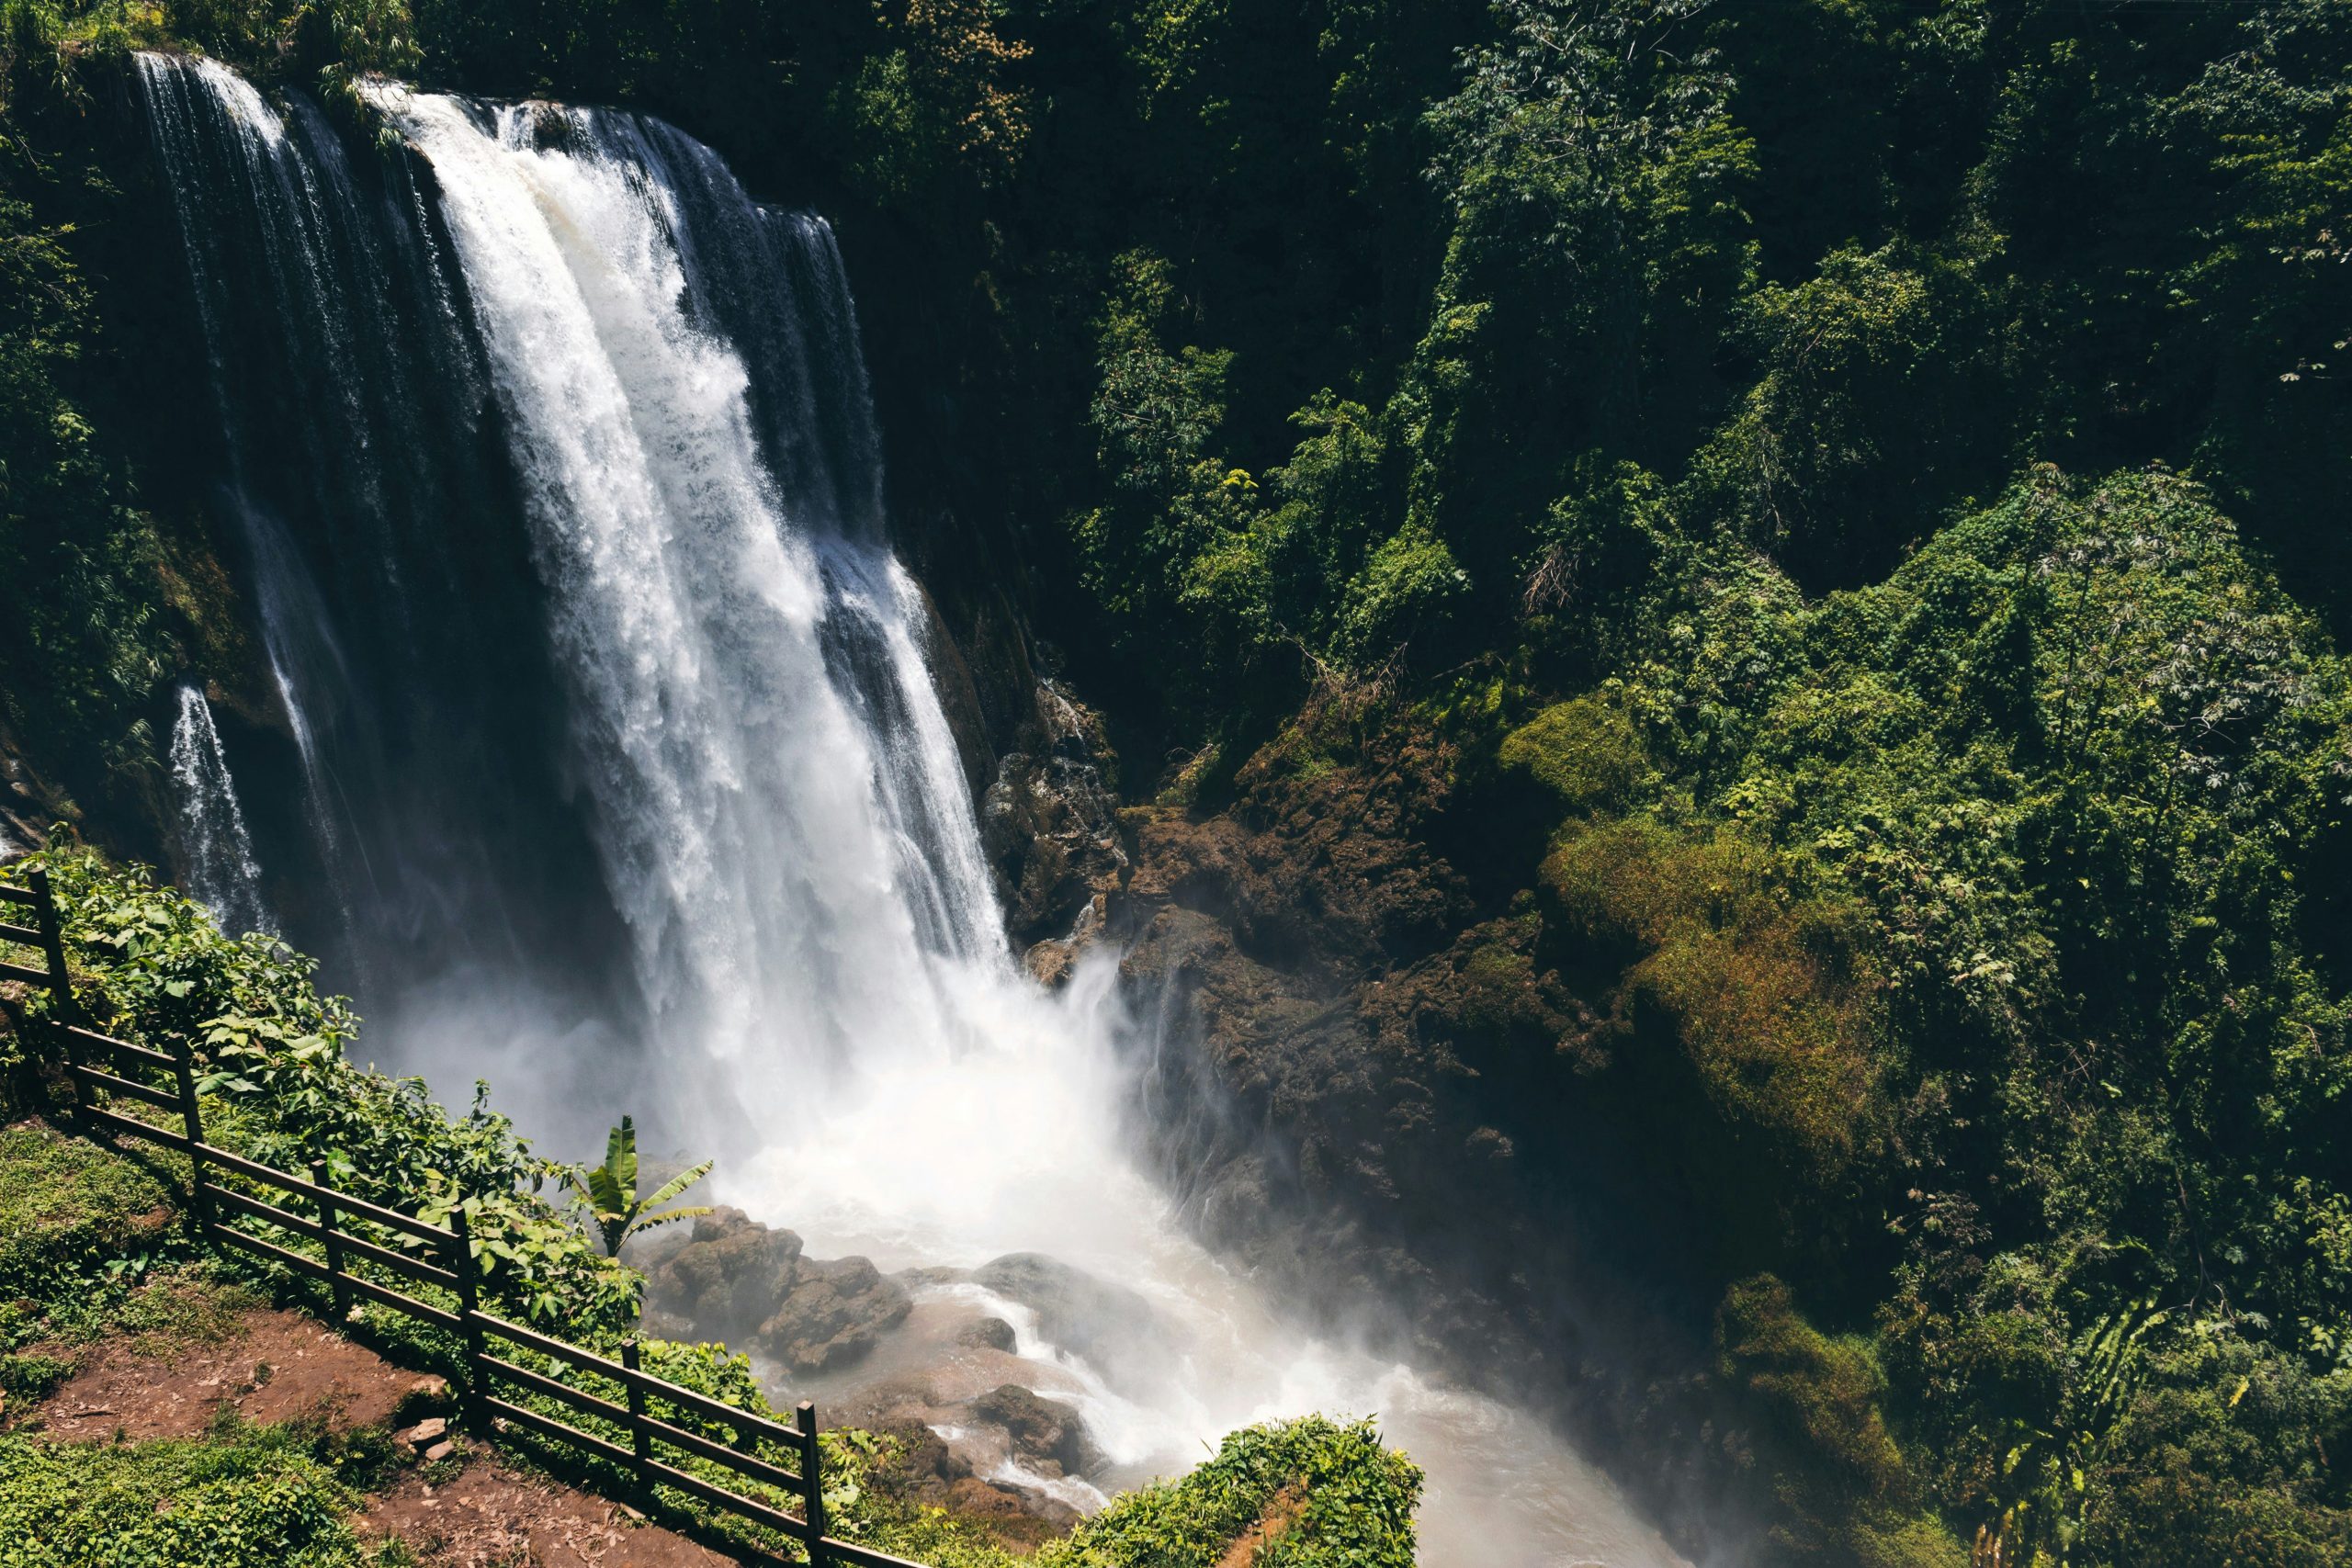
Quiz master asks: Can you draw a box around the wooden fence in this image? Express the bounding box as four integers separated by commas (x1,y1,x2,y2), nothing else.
0,866,922,1568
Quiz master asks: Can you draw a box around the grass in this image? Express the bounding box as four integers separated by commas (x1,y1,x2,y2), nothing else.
0,1119,180,1291
0,1119,205,1370
0,1419,363,1566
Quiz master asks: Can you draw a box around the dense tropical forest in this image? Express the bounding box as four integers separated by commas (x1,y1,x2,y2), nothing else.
3,0,2350,1565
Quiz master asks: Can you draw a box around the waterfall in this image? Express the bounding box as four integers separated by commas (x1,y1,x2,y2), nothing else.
363,85,1003,1088
138,53,644,1119
167,686,277,937
136,54,1688,1565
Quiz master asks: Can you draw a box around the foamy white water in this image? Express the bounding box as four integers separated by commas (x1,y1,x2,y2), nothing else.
138,55,1689,1565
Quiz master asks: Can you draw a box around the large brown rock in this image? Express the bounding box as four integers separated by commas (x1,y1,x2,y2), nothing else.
755,1254,911,1373
641,1207,803,1347
971,1383,1100,1479
641,1209,910,1375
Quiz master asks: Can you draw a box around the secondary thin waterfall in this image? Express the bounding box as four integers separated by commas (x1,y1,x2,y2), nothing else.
137,54,1689,1565
167,685,276,938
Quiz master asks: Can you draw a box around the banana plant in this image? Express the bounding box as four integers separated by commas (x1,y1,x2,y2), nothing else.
561,1116,715,1258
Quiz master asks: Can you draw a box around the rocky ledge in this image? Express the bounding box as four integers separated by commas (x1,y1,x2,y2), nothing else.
634,1208,912,1374
631,1210,1194,1541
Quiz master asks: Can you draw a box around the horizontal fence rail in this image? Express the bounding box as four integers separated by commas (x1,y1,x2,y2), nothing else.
0,870,926,1568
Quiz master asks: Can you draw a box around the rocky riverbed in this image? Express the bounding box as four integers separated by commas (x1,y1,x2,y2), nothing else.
631,1209,1187,1538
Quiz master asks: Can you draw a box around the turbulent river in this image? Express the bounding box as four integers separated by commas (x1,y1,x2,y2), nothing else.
135,53,1685,1566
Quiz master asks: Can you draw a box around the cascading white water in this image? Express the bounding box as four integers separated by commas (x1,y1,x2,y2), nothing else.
166,685,277,938
140,55,1690,1564
364,85,998,1096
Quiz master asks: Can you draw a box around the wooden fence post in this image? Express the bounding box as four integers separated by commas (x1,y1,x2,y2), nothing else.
620,1336,651,1497
54,1008,89,1125
25,868,76,1025
27,868,86,1125
311,1157,352,1321
797,1400,828,1564
171,1038,214,1237
449,1206,489,1427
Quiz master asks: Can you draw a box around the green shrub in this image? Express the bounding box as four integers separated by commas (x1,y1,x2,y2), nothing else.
0,1424,361,1566
18,847,639,1336
1334,521,1469,666
1038,1416,1420,1568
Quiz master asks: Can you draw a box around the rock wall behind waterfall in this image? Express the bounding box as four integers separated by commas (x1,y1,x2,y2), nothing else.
1102,714,1777,1562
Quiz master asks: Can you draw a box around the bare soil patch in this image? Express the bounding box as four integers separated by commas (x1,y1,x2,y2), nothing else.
23,1296,746,1562
356,1450,741,1567
27,1303,430,1440
1214,1482,1308,1568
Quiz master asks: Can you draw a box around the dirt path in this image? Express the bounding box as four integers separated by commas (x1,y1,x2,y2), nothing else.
30,1303,433,1440
356,1458,742,1568
24,1300,745,1566
1213,1483,1308,1568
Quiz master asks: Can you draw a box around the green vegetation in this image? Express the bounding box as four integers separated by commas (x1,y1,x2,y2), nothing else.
0,1122,364,1565
2,851,852,1535
0,1120,175,1299
4,0,2351,1562
0,118,175,795
1040,1418,1419,1568
14,846,643,1335
1484,467,2352,1564
560,1115,713,1258
0,1119,215,1405
846,1417,1419,1568
799,1419,1411,1568
0,1422,365,1567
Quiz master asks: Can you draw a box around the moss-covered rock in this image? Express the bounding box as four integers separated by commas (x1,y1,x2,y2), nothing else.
1498,694,1649,815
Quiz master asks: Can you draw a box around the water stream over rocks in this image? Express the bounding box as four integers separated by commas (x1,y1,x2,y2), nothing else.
135,52,1685,1565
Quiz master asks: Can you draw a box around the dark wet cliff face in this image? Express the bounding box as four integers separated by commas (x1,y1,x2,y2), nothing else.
1083,705,1703,1550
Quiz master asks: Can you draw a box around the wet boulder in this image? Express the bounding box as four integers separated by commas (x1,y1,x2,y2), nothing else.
971,1253,1178,1394
947,1475,1082,1538
641,1207,804,1347
973,1382,1100,1480
757,1254,912,1372
957,1315,1019,1353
